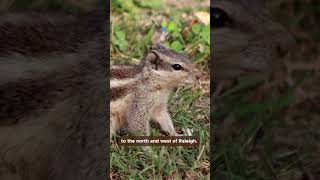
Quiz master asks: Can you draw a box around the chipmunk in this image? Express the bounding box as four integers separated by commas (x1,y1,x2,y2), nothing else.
212,0,296,82
110,44,201,138
210,0,319,179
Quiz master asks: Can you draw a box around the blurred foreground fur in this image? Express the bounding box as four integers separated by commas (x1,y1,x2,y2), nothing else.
0,10,108,180
213,0,319,178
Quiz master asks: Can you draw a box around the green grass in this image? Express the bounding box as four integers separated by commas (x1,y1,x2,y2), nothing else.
213,77,301,179
110,0,210,179
111,92,210,179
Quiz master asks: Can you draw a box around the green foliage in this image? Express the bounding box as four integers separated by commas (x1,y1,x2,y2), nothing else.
189,23,210,45
167,22,177,32
170,41,183,52
192,23,201,33
138,24,155,57
134,0,163,9
111,0,164,14
111,0,138,13
114,27,129,52
159,19,210,57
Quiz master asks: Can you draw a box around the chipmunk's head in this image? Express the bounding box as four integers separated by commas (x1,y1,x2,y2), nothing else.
143,44,201,89
212,0,296,81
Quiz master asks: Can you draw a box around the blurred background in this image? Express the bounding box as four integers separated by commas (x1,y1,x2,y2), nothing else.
213,0,320,179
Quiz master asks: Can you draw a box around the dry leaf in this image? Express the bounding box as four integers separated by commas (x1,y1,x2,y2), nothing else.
194,11,210,25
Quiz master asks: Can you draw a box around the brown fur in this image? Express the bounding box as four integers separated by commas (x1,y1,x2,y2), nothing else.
0,12,107,180
111,65,142,79
110,84,135,101
0,12,104,56
212,0,296,81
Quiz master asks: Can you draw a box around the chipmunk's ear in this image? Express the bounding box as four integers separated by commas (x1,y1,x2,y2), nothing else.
145,51,160,70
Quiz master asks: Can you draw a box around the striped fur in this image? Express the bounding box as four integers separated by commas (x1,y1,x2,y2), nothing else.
110,65,141,101
0,12,107,180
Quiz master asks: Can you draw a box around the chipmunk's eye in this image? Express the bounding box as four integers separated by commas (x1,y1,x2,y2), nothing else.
212,7,231,28
171,64,183,71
